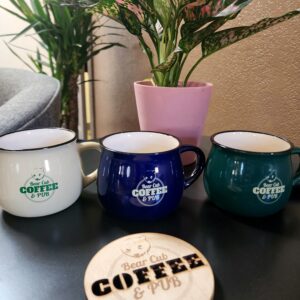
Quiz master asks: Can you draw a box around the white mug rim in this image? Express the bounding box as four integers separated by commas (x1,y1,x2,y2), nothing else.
100,131,181,155
0,128,76,152
211,130,293,155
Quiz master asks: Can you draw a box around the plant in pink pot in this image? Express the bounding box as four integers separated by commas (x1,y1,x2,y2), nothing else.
65,0,299,163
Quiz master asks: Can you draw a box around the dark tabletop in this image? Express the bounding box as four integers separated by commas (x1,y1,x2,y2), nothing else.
1,138,300,300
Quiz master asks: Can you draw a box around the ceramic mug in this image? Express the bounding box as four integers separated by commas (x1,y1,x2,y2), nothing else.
97,131,205,220
0,128,100,217
204,130,300,217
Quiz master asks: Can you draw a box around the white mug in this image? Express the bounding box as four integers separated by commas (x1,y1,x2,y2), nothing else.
0,128,100,217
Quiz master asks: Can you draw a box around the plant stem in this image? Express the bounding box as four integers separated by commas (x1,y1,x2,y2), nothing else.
183,56,204,87
173,52,183,86
146,27,160,60
138,36,160,85
66,74,79,134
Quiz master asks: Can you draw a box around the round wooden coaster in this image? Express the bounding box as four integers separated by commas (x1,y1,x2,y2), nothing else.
84,233,214,300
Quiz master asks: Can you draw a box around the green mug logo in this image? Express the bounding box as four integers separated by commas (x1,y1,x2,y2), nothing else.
252,171,285,204
19,168,59,202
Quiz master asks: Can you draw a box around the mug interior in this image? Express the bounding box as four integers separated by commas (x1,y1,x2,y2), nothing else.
213,131,291,153
102,132,180,154
0,128,76,151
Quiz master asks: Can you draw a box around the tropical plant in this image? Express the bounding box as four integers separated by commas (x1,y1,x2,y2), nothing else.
0,0,123,133
64,0,299,87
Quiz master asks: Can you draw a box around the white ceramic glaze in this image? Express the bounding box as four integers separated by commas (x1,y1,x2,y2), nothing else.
102,132,179,154
0,128,100,217
0,128,75,150
213,131,291,153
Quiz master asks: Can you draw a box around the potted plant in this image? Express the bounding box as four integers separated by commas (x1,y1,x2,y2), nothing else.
1,0,123,134
65,0,299,161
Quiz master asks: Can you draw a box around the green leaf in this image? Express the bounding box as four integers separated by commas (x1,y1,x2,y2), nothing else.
179,17,228,52
2,0,122,121
152,51,178,73
116,0,145,23
11,0,33,17
153,0,172,27
4,41,35,71
119,6,142,36
202,9,300,58
30,0,46,17
181,1,250,39
183,0,251,21
139,0,156,17
0,4,27,21
9,22,38,42
216,0,252,17
28,53,48,73
181,17,214,38
90,0,121,22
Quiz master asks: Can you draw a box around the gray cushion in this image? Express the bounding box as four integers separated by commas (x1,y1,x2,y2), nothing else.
0,68,61,135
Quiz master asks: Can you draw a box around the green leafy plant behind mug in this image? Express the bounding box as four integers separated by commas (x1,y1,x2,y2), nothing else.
64,0,299,87
0,0,123,133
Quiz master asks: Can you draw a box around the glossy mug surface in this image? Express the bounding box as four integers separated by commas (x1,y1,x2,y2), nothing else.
0,128,100,217
204,131,300,217
97,131,205,220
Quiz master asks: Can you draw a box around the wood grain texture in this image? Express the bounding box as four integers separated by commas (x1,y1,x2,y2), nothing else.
84,233,214,300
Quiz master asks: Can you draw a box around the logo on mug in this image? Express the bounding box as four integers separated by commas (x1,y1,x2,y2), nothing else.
132,170,168,206
252,171,285,204
19,168,59,202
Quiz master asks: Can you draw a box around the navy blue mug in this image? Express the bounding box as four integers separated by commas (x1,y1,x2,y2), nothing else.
97,132,205,220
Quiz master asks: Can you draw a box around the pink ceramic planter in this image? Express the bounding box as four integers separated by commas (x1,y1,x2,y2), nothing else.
134,81,212,165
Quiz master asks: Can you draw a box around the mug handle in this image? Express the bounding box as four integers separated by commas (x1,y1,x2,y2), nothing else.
179,145,206,189
292,147,300,186
78,141,101,188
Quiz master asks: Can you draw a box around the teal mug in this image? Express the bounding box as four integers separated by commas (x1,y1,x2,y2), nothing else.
204,131,300,217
